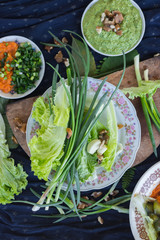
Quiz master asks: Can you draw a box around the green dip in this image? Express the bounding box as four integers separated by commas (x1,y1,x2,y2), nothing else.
82,0,142,55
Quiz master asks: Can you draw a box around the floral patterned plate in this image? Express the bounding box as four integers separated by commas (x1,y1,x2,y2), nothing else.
129,162,160,240
26,77,141,191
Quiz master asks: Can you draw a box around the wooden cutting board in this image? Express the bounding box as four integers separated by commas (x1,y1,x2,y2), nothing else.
6,56,160,166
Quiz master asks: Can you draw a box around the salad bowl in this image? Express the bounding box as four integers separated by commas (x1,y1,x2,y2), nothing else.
0,35,45,99
26,77,141,191
129,162,160,240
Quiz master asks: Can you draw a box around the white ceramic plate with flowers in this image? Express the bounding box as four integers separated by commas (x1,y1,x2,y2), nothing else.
0,35,45,99
129,162,160,240
26,77,141,191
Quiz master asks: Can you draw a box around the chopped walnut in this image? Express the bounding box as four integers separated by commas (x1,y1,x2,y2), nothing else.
116,30,123,36
110,190,119,197
66,128,72,139
114,24,120,32
101,12,106,22
63,58,70,67
114,13,124,24
12,136,18,144
44,45,53,53
78,202,86,209
82,196,89,200
20,123,26,133
96,9,123,35
98,216,104,225
14,117,23,128
54,51,63,63
118,124,124,129
98,159,102,164
104,18,115,25
14,118,26,134
104,195,110,202
96,26,102,34
105,9,113,18
91,191,102,198
62,37,68,44
99,130,107,135
54,38,61,45
99,130,109,144
103,25,112,32
97,154,104,162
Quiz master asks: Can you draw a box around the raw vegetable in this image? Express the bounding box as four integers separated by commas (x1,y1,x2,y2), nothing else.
122,55,159,156
11,42,41,94
0,113,28,204
0,41,18,93
20,31,126,220
28,83,70,181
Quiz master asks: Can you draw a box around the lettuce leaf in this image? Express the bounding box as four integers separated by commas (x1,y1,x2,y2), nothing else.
29,83,70,181
77,100,118,181
0,129,28,205
101,100,118,171
122,80,160,100
76,143,97,182
0,114,5,137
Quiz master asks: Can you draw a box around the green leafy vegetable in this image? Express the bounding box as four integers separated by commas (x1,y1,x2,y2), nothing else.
101,100,118,171
11,42,42,94
122,81,160,100
94,49,138,78
0,97,18,149
122,167,136,192
76,142,97,182
27,31,126,219
29,83,70,181
0,119,27,204
123,55,160,156
71,36,96,76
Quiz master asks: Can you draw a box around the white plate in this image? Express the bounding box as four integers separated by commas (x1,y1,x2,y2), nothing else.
26,77,141,191
81,0,145,57
0,35,45,99
129,162,160,240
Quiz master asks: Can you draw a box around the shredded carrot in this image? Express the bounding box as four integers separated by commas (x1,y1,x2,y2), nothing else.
0,41,18,93
150,184,160,203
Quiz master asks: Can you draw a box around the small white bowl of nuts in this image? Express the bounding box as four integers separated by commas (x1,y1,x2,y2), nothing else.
81,0,145,56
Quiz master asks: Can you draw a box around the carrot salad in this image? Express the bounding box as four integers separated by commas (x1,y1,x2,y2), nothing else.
0,41,18,93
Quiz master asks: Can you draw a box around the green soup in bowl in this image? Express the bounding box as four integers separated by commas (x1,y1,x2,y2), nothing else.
81,0,145,56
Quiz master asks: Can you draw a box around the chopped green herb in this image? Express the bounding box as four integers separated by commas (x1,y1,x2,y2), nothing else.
11,42,41,94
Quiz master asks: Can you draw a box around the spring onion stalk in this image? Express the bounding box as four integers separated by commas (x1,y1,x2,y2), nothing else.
134,55,157,157
23,31,127,219
144,69,160,128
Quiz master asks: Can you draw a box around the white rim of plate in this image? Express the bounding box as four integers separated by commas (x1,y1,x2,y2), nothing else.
129,161,160,240
81,0,145,57
26,77,141,191
0,35,45,99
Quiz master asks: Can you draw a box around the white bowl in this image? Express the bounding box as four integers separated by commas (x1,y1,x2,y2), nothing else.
0,35,45,99
81,0,145,57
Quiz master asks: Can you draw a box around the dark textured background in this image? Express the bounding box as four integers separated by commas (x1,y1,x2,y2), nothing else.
0,0,160,239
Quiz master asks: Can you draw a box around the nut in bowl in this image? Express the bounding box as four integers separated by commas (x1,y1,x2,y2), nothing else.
81,0,145,56
0,35,45,99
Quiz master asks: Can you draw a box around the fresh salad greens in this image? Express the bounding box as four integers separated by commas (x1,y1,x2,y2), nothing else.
0,113,28,204
11,42,41,94
29,83,70,181
20,30,126,219
123,55,160,157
